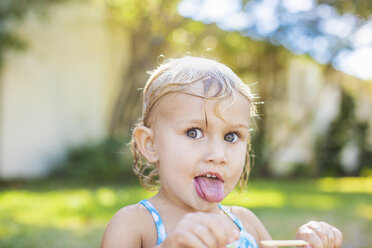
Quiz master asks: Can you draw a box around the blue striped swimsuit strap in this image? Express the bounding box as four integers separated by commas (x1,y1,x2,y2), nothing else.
218,204,259,248
218,204,246,231
140,200,167,245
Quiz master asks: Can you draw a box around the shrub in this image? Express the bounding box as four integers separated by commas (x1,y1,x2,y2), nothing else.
49,137,137,184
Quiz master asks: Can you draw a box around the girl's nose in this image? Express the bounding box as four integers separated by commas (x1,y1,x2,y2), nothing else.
203,139,227,166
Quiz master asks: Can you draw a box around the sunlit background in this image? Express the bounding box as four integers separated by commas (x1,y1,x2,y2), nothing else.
179,0,372,80
0,0,371,247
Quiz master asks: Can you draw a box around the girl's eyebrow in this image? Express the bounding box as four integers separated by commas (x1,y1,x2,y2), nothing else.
179,119,249,130
180,119,206,126
229,123,249,130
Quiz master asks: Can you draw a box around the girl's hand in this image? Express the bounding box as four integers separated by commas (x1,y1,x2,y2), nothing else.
296,221,342,248
158,212,240,248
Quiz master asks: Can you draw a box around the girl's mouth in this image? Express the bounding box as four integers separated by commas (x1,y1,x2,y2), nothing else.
193,172,224,202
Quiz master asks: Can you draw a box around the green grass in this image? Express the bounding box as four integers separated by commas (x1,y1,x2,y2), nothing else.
0,178,371,248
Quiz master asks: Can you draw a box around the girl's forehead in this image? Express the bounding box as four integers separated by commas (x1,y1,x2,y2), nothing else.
178,78,236,99
152,92,251,127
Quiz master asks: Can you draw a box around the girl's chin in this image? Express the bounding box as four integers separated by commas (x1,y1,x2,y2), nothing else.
193,197,222,210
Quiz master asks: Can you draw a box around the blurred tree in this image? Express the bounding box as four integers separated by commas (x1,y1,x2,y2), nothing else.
107,0,187,135
240,0,372,19
315,91,356,176
316,90,372,176
179,0,372,79
318,0,372,19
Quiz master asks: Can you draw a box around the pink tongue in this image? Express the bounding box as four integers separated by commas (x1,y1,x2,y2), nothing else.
194,177,224,202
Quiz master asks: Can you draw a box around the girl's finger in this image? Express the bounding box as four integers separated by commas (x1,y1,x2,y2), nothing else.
307,222,328,247
332,226,343,248
208,214,239,247
172,230,208,248
191,224,218,248
297,227,323,248
320,222,335,248
218,216,240,245
206,216,232,247
187,213,233,247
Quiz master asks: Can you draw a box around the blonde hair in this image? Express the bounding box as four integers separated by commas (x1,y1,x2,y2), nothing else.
131,56,256,190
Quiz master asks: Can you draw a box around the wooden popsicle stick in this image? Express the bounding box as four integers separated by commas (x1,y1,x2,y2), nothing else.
260,240,309,247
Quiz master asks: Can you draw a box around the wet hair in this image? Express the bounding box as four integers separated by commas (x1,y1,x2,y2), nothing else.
131,56,256,191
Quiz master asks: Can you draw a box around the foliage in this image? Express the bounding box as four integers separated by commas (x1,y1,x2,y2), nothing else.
107,0,186,135
315,90,372,176
48,137,137,184
179,0,372,80
318,0,372,19
0,178,371,247
0,0,67,67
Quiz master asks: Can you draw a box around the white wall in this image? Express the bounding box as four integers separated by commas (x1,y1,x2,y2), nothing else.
0,1,129,178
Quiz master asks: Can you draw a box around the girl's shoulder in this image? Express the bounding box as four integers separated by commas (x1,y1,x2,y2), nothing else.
101,203,157,248
228,205,272,242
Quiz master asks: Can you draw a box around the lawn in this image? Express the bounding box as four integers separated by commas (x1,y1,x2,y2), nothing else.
0,177,371,248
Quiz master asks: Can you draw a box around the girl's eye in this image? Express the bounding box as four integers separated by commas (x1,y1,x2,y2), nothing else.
224,132,239,143
186,128,203,139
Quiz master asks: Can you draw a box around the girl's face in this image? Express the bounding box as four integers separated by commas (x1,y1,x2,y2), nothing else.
151,91,251,211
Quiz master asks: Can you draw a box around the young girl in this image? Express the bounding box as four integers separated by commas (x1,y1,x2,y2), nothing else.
101,56,343,248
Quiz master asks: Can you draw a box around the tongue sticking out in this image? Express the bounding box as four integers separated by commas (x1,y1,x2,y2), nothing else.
194,176,224,202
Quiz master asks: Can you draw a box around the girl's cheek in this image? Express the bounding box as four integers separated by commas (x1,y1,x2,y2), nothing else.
231,144,247,159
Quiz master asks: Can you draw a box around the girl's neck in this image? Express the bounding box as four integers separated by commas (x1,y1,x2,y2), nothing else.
147,189,229,235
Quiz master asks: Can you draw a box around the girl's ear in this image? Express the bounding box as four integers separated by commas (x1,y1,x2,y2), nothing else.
133,126,158,164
